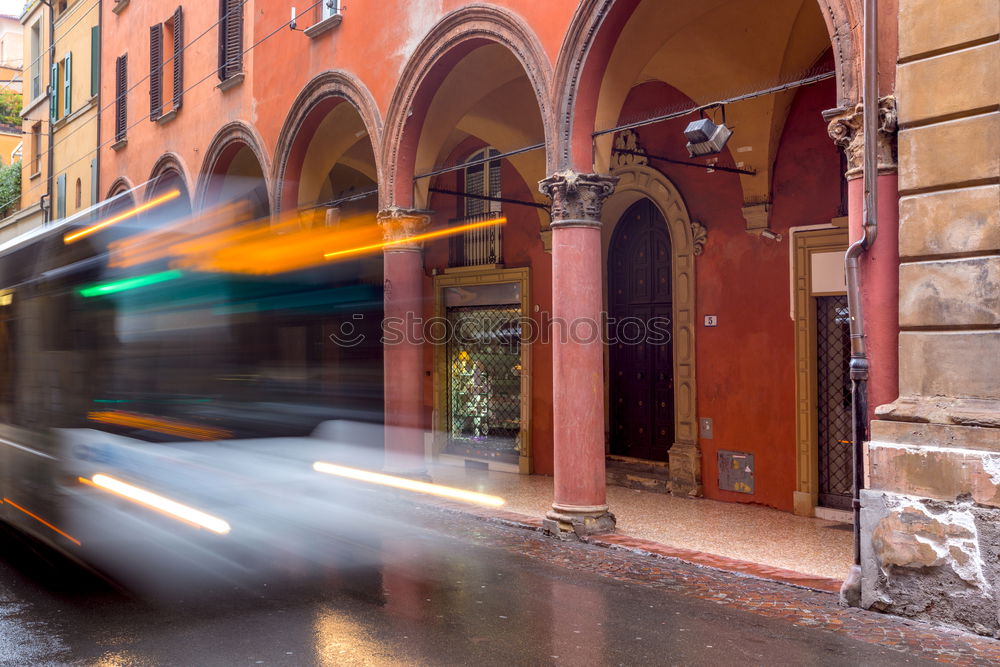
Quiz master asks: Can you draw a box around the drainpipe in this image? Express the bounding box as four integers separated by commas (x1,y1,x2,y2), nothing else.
845,0,879,574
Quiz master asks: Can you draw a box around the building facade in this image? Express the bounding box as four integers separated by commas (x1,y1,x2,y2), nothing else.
97,0,999,635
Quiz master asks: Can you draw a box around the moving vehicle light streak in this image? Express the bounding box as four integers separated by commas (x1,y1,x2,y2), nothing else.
78,270,185,298
81,474,232,535
87,410,232,440
312,461,506,507
2,498,82,546
63,189,182,244
323,217,507,260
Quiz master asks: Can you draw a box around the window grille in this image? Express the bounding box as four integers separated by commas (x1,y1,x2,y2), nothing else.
449,147,503,267
817,294,853,510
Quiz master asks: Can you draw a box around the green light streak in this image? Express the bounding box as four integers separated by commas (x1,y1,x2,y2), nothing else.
79,270,184,298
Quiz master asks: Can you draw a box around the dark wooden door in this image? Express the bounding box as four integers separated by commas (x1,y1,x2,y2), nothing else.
609,199,674,461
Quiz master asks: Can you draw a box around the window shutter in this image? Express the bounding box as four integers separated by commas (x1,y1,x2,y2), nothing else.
90,158,98,206
172,7,183,109
57,173,66,219
90,25,99,98
149,24,163,120
217,0,227,80
63,53,72,116
115,54,127,142
221,0,242,80
50,60,58,121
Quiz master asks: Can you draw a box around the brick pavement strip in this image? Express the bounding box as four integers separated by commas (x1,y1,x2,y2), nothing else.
408,498,1000,666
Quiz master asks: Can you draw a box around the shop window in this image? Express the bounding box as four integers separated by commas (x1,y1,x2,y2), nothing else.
443,283,523,464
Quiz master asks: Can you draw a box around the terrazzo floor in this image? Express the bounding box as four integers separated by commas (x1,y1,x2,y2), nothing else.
430,463,854,581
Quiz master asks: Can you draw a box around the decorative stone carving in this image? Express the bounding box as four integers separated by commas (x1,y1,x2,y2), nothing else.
611,129,648,169
690,221,707,256
741,202,771,231
825,96,898,179
377,207,431,251
538,170,618,227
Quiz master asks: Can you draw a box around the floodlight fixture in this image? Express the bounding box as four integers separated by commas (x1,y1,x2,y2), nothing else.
684,115,733,158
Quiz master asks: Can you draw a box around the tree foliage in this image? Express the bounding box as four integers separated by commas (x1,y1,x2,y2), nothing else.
0,91,22,128
0,160,21,217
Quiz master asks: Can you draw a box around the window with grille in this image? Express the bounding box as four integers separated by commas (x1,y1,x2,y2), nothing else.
218,0,243,82
114,53,127,143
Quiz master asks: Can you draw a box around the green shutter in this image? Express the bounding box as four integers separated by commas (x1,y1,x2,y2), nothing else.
91,26,100,98
50,61,58,120
64,53,72,116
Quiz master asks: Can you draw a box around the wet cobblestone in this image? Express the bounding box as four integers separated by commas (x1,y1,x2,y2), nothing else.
411,503,1000,666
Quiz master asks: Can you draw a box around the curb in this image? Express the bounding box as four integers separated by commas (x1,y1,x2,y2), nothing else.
418,498,845,595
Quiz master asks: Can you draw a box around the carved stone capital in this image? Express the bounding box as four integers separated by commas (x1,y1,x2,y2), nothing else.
377,207,432,251
538,170,618,228
825,96,898,180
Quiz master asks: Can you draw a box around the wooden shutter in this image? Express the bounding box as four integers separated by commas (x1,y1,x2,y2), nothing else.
90,25,99,98
115,54,127,142
63,53,72,116
149,24,163,120
50,60,58,121
172,7,183,109
219,0,242,80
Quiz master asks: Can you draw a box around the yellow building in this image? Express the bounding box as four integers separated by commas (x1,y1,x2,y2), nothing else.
4,0,50,242
51,0,100,220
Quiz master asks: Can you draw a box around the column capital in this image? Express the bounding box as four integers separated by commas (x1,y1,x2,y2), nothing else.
376,207,432,251
538,170,618,229
824,96,898,180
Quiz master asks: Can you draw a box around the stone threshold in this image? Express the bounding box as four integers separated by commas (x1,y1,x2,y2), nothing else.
417,496,845,595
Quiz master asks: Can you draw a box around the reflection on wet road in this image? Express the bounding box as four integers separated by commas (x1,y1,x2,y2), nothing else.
0,506,941,666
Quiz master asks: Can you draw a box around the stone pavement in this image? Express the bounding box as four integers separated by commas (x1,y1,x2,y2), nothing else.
410,503,1000,665
430,463,854,582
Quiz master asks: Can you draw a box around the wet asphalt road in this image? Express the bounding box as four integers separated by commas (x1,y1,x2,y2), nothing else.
0,506,942,666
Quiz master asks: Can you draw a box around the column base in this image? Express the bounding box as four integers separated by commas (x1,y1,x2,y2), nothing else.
669,442,703,497
543,504,616,539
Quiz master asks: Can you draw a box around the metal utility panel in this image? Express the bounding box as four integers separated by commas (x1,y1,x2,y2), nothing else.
718,450,754,494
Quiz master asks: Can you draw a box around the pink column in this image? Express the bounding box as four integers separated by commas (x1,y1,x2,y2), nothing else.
539,172,617,536
378,208,431,477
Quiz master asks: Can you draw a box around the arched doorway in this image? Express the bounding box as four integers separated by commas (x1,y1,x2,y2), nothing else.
608,198,674,462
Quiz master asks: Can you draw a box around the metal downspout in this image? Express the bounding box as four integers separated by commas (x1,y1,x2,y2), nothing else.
846,0,879,570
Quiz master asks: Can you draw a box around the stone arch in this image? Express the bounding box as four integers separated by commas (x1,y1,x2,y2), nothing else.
601,163,702,495
272,70,383,214
196,120,273,213
146,152,193,202
104,176,135,201
381,3,555,206
552,0,862,171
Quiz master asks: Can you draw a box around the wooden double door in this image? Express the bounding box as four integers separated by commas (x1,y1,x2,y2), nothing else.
609,199,675,462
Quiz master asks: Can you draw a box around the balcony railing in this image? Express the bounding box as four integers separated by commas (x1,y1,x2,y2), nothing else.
449,211,504,268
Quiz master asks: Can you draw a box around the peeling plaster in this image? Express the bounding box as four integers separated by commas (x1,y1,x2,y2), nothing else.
395,1,445,63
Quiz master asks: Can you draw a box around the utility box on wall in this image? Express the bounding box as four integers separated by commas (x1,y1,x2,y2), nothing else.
718,450,754,494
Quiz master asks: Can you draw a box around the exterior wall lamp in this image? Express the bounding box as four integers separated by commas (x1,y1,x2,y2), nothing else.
684,107,733,157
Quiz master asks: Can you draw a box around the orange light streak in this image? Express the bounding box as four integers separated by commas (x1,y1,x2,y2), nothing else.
88,410,231,441
64,189,182,244
324,217,507,260
2,497,81,545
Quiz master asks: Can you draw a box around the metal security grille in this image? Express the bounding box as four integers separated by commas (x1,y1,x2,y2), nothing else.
446,305,521,462
817,294,853,510
448,212,504,267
